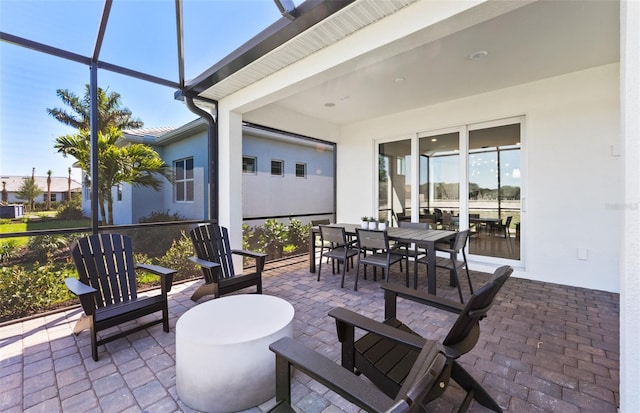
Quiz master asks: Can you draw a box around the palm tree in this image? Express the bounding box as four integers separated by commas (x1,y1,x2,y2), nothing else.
47,85,143,133
1,181,8,203
55,126,172,225
49,85,172,225
46,170,52,210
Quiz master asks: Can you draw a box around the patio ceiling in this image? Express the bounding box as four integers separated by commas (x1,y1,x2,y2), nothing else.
192,0,620,126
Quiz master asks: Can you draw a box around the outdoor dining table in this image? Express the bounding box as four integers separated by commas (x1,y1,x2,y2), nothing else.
309,223,457,295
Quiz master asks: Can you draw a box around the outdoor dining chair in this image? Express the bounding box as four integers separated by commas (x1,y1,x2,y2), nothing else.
355,228,407,291
417,229,472,303
317,225,360,288
390,221,429,288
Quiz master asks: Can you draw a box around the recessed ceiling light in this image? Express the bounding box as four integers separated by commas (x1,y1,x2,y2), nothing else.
431,138,437,142
324,102,335,108
468,50,489,61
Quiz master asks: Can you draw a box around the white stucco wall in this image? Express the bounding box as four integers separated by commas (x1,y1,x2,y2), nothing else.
338,64,621,293
620,0,640,409
242,133,334,219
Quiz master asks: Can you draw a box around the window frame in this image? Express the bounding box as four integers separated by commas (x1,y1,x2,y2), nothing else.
174,157,195,203
271,159,284,177
295,162,307,178
243,156,257,174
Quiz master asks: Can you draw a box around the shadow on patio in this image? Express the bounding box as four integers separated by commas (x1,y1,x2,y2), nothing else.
0,256,619,413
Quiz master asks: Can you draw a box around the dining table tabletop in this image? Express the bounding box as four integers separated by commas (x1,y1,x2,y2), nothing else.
309,223,457,295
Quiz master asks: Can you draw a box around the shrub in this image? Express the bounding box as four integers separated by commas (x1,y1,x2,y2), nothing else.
121,210,189,258
287,218,310,253
28,235,69,261
0,261,76,322
56,201,85,220
139,210,185,223
0,239,19,263
259,219,287,259
153,231,200,282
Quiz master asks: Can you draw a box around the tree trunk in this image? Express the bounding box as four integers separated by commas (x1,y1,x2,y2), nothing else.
46,180,51,210
107,192,114,226
98,193,107,225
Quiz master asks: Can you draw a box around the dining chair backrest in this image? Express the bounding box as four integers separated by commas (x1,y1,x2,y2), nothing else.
504,216,513,227
452,229,470,252
356,228,388,250
319,225,347,246
398,221,430,230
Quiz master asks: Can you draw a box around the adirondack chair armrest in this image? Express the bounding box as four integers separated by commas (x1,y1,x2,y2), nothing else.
189,256,223,283
381,284,465,319
231,249,268,272
135,263,176,276
189,256,221,269
328,307,426,350
136,263,177,294
269,336,394,413
65,277,97,315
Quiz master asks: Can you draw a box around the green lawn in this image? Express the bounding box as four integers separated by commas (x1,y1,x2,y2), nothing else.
0,219,90,246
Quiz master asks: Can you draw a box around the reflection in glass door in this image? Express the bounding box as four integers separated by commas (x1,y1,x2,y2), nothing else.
418,131,460,229
378,140,411,225
468,123,521,260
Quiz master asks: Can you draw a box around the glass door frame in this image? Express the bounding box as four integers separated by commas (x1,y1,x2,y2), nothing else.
376,116,525,268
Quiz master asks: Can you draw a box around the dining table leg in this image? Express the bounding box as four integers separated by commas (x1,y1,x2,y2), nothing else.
426,241,436,295
309,227,316,273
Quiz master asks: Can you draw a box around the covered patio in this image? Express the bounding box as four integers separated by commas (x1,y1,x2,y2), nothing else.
1,0,638,411
1,257,619,412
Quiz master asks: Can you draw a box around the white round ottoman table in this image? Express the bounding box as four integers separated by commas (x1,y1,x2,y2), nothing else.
176,294,295,413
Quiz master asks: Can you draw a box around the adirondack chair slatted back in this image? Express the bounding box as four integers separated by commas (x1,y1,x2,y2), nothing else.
442,265,512,354
71,233,138,308
190,224,236,280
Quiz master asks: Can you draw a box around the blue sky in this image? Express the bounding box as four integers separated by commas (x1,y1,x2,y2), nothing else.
0,0,288,182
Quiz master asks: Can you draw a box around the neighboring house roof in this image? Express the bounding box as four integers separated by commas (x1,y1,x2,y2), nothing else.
0,176,82,192
121,119,334,152
121,126,180,145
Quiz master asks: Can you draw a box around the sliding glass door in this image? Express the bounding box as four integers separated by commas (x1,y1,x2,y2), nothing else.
377,117,523,265
468,123,521,260
418,131,460,229
378,140,411,225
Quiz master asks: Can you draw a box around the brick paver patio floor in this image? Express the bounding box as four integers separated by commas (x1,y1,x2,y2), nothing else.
0,256,619,412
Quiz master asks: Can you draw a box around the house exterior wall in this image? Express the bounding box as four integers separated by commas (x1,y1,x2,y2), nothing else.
337,63,620,293
242,131,334,219
159,132,208,221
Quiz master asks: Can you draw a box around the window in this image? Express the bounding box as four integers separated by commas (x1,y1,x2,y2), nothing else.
49,193,57,202
117,184,122,201
243,156,257,174
295,162,306,178
271,160,283,176
174,157,194,202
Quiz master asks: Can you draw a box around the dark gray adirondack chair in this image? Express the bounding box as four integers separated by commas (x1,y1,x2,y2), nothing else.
267,336,447,413
66,233,176,361
329,265,513,412
189,223,267,301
